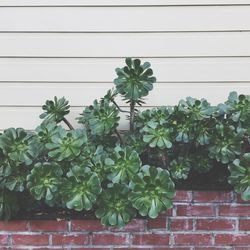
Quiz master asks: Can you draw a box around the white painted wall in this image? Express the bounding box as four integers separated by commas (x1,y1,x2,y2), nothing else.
0,0,250,129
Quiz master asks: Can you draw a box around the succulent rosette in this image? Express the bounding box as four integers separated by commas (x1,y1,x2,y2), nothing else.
40,96,70,123
105,146,141,184
78,99,120,136
46,128,87,161
114,58,156,104
228,153,250,201
95,184,136,227
0,128,41,165
143,121,173,149
208,124,243,164
26,162,64,206
170,157,192,180
129,165,175,218
61,166,101,211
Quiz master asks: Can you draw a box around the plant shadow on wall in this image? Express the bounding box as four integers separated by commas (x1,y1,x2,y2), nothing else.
0,58,250,227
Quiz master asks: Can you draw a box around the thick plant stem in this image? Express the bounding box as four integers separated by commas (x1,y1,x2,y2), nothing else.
130,101,135,132
115,129,124,145
62,117,74,130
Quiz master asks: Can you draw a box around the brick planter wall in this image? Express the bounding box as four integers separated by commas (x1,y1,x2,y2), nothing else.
0,190,250,250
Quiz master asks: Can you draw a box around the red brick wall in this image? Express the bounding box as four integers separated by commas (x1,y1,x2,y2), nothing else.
0,190,249,250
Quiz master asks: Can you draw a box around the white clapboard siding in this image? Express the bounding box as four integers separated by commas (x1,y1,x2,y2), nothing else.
1,58,250,82
0,82,249,107
1,32,250,58
1,2,250,130
0,6,250,32
1,0,250,6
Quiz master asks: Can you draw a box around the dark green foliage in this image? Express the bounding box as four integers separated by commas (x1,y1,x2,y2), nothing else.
114,58,156,104
61,166,101,211
40,96,70,124
129,165,175,218
78,99,120,136
26,162,63,206
95,184,136,227
228,153,250,201
1,58,250,225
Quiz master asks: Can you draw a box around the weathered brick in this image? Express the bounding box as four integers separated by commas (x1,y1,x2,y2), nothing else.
174,190,193,202
147,218,167,229
219,205,250,216
71,219,105,231
132,233,170,245
52,233,89,245
0,221,28,231
215,234,250,245
177,205,215,216
0,235,8,245
30,220,67,231
170,219,193,231
174,233,212,245
196,219,236,231
12,234,49,246
92,233,129,245
193,191,232,203
239,219,250,231
110,219,146,232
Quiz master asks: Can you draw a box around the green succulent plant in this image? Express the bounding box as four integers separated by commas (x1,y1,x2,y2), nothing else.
228,153,250,201
61,166,101,211
27,162,63,206
46,128,87,161
0,128,41,165
143,121,173,149
95,184,136,227
224,92,250,124
170,157,192,180
105,146,141,184
78,99,120,136
208,124,243,164
129,165,175,218
114,58,156,104
40,96,70,124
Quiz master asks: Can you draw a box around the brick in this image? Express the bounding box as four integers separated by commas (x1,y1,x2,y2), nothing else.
12,234,49,246
154,248,191,250
160,208,173,217
196,219,236,231
114,248,151,250
170,219,193,231
215,234,250,245
132,233,170,245
52,234,89,245
92,233,129,245
174,233,212,245
219,205,250,216
193,191,232,203
239,219,250,231
0,235,8,245
174,190,193,202
30,220,67,231
110,219,146,232
0,221,28,231
195,248,230,250
176,205,215,216
71,220,105,231
147,218,167,229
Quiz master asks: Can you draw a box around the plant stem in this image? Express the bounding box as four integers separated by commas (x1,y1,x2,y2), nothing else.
62,117,74,130
112,100,130,114
115,129,124,145
130,101,135,132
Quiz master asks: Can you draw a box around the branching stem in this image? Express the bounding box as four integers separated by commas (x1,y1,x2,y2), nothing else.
115,129,124,145
112,100,130,114
62,117,74,130
130,101,135,132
